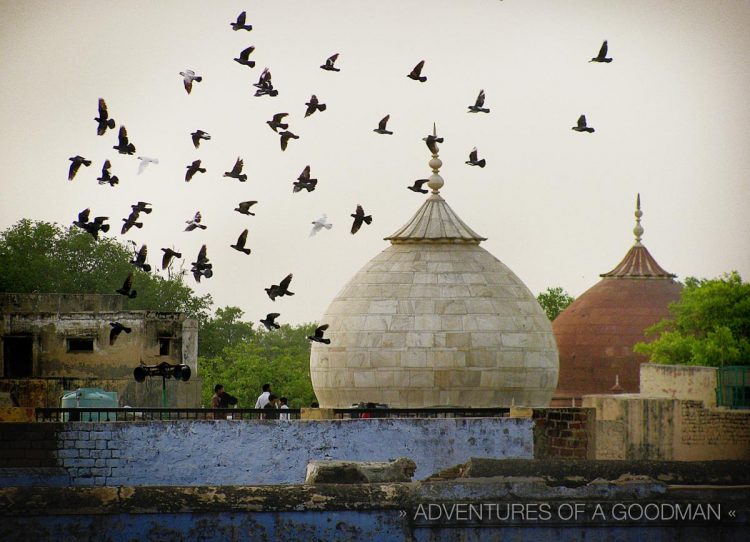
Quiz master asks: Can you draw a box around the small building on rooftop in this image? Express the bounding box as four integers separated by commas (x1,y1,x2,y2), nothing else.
0,293,200,408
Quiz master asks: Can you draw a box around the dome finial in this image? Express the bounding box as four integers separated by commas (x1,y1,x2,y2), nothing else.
633,193,644,246
426,122,444,194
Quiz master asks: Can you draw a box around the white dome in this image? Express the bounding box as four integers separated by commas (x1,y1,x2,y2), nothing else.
310,192,558,408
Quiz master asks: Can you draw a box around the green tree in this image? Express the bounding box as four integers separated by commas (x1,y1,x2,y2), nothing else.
199,323,318,408
198,306,255,358
537,286,575,321
0,219,212,320
634,271,750,366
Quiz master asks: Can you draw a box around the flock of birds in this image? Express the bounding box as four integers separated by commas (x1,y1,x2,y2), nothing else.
63,9,613,347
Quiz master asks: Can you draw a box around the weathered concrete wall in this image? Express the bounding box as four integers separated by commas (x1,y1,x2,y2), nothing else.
583,394,750,461
0,293,124,313
0,418,533,487
1,293,199,407
1,311,187,378
640,363,717,408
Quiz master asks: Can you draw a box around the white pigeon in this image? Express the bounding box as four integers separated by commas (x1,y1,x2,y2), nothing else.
137,156,159,175
309,214,333,237
179,69,202,94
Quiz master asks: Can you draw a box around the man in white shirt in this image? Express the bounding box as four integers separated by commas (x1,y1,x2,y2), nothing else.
254,383,271,409
279,396,290,420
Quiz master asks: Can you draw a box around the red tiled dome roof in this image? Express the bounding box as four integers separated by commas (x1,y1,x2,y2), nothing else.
551,195,682,405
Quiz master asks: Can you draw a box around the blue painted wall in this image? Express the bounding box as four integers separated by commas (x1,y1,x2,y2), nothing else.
3,512,746,542
27,417,532,487
104,418,532,486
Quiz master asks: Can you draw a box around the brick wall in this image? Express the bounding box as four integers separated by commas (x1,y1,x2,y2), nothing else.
677,400,750,460
532,408,596,459
0,422,60,468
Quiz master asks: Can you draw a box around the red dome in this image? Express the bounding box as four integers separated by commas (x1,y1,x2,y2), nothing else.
552,244,682,405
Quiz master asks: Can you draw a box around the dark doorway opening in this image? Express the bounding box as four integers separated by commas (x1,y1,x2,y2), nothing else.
158,338,171,356
3,336,33,378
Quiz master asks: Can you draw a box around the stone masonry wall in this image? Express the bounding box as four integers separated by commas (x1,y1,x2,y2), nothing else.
532,408,596,459
0,417,534,487
676,400,750,460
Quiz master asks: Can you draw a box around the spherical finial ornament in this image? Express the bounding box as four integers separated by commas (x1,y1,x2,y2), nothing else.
429,156,442,171
633,193,644,245
428,173,444,192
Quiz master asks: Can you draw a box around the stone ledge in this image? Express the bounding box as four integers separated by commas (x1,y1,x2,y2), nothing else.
1,477,748,517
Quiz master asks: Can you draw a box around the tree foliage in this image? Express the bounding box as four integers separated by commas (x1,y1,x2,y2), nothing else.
198,311,317,408
0,219,212,320
537,286,575,321
634,271,750,366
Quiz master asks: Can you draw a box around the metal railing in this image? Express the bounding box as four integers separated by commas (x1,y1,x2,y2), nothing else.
34,406,512,422
35,407,301,422
333,407,511,419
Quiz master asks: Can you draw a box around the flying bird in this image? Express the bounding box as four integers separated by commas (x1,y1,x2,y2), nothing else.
572,114,595,133
180,69,202,94
185,160,206,182
121,211,143,235
115,272,137,298
160,248,182,270
590,40,613,63
304,94,327,117
191,245,213,282
113,126,136,155
231,10,252,31
350,205,372,235
373,115,393,135
235,201,258,216
293,165,317,193
223,157,247,182
265,273,294,301
466,147,486,168
266,113,289,132
94,98,116,136
408,179,429,194
423,132,444,154
260,313,281,331
279,130,299,151
109,322,132,345
80,216,110,240
137,156,159,175
185,211,207,231
309,214,332,237
234,46,256,68
131,201,152,214
97,160,119,187
468,90,490,113
68,155,91,181
320,53,340,72
73,208,91,229
191,130,211,148
230,229,252,255
407,60,427,82
307,324,330,344
253,68,278,97
130,245,151,272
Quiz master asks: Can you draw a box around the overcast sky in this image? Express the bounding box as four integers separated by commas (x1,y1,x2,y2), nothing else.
1,1,748,325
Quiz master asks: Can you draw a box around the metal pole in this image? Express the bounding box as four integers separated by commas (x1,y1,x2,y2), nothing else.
162,374,167,412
